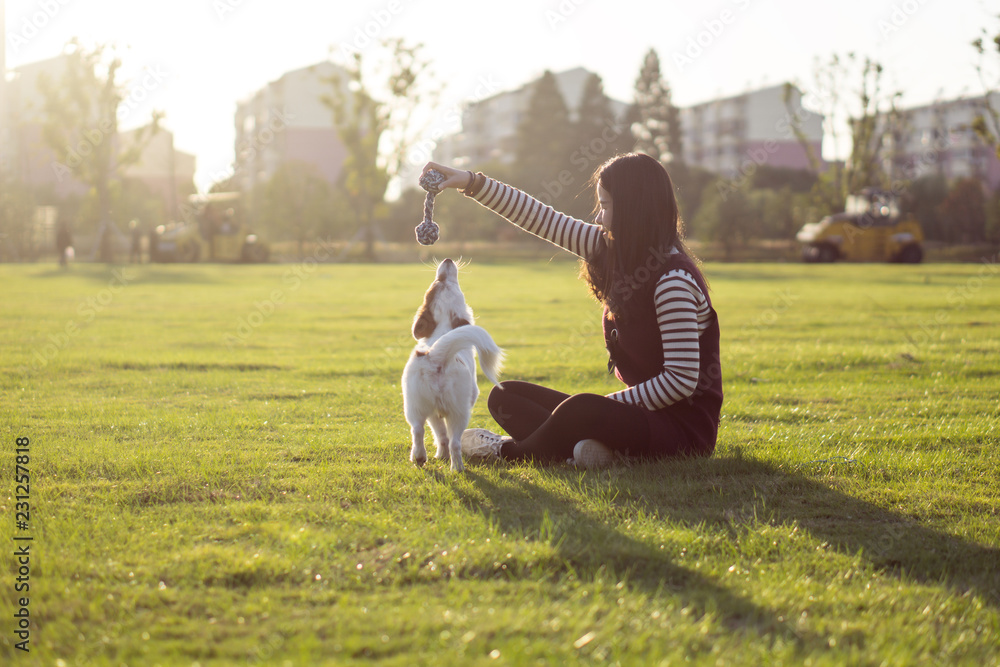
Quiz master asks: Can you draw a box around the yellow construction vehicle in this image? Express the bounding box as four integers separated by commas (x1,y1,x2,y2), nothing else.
796,188,923,263
151,192,269,263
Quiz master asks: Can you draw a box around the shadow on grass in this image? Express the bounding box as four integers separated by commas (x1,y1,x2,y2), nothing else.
704,457,1000,608
451,468,815,648
452,455,999,643
648,455,1000,610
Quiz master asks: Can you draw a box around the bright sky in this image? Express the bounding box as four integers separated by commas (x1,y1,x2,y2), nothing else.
5,0,998,191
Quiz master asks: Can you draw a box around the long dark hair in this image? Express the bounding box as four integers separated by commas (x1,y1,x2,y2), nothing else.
582,152,701,316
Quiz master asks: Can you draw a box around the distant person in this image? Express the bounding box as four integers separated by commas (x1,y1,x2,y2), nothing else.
422,153,723,468
148,225,159,262
129,220,143,264
219,208,236,234
56,220,72,268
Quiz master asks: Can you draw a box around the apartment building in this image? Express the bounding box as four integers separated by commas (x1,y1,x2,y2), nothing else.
437,75,822,179
120,127,197,215
883,93,1000,189
2,54,195,209
434,67,630,168
232,61,348,192
681,83,824,177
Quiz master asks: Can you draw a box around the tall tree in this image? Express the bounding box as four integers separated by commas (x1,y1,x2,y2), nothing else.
0,179,36,261
573,73,628,161
38,41,161,262
972,21,1000,157
901,174,949,241
693,178,753,260
846,58,899,194
938,177,987,244
322,39,432,261
257,161,334,260
783,54,900,214
618,102,641,155
514,70,574,200
562,72,626,216
632,49,683,165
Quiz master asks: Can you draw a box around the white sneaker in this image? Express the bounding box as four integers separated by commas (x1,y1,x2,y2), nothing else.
571,439,616,469
461,429,509,461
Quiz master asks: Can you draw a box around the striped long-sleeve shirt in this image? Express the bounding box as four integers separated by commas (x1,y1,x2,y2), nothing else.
467,175,712,411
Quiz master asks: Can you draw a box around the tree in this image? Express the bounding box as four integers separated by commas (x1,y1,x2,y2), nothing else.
514,70,574,203
938,178,987,244
846,58,899,192
631,49,683,165
751,187,798,240
971,20,1000,157
572,73,625,159
901,174,949,241
563,73,626,217
38,41,162,262
256,161,335,259
673,164,716,229
749,165,818,193
693,179,754,260
0,178,37,261
617,102,641,155
783,54,900,215
986,189,1000,244
322,39,432,260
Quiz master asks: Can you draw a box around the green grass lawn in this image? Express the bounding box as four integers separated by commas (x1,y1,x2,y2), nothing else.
1,258,998,666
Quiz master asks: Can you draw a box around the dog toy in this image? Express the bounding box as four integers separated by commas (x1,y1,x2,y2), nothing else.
415,169,445,245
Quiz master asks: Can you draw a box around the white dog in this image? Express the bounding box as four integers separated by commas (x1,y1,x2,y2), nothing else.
402,259,503,472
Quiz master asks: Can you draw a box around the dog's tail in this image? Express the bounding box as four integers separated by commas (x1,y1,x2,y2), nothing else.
425,325,503,387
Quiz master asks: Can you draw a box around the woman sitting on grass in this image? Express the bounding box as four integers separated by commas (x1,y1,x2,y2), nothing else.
422,153,722,468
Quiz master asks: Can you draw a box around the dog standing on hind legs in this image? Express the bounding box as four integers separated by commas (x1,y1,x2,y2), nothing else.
402,259,503,472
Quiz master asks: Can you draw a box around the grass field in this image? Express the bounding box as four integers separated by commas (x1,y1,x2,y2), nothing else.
1,258,999,666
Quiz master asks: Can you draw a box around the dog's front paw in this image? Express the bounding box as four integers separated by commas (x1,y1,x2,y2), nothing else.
410,445,427,467
449,442,464,472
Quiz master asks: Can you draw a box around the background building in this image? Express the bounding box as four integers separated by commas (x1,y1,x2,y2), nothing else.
435,76,823,179
681,83,825,177
4,54,85,198
3,53,195,208
120,126,197,218
884,93,1000,189
435,67,630,168
232,61,348,192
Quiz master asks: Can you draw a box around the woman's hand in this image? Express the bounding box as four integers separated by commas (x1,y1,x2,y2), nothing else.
421,162,474,191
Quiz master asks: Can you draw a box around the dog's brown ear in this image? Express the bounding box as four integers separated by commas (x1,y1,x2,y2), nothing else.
413,307,436,339
413,285,438,339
